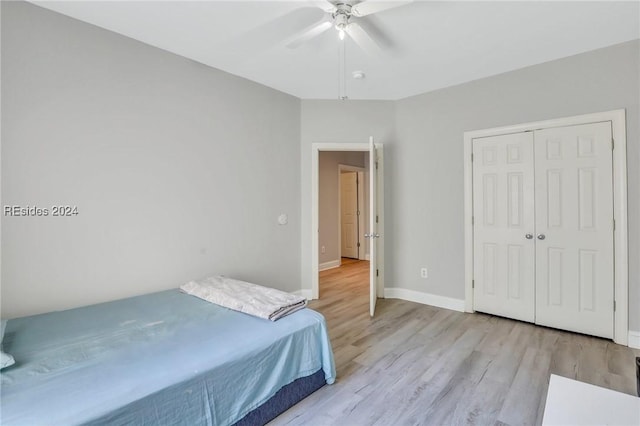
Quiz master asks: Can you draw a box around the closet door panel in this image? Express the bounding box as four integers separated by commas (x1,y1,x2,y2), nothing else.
534,122,614,339
473,132,535,322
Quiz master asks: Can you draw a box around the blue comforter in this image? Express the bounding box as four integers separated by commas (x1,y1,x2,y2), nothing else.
0,289,335,425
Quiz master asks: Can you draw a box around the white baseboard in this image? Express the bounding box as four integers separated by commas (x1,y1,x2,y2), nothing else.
384,288,465,313
628,330,640,349
292,289,313,300
319,259,340,271
364,254,370,261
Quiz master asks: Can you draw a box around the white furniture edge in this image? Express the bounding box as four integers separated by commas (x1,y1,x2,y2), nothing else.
384,288,465,313
542,374,640,426
463,109,629,346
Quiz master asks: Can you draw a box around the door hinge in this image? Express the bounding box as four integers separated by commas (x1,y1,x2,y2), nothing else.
471,153,474,162
614,300,616,312
611,138,614,150
376,269,379,277
376,215,378,223
613,219,616,231
357,210,360,216
472,279,475,289
375,161,378,170
357,242,360,248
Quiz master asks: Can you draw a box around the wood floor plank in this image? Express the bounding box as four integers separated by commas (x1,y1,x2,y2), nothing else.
407,350,500,425
497,348,552,426
269,259,640,426
482,322,532,386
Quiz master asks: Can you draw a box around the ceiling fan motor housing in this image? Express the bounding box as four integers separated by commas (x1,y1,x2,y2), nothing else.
333,3,352,31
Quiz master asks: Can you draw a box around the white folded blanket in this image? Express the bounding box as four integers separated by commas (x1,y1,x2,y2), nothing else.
180,276,307,321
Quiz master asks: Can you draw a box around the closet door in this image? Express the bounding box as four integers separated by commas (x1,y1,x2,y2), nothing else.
473,132,535,322
534,122,614,339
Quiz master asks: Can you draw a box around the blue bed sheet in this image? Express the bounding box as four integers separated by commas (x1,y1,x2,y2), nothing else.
0,289,336,426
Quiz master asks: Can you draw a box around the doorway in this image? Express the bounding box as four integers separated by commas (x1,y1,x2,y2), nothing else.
311,141,384,316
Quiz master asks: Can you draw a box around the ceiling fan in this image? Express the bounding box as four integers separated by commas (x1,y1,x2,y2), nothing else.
286,1,413,55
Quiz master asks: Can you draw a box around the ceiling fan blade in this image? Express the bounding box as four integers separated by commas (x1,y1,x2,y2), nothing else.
307,0,337,13
355,17,395,51
346,22,381,57
286,20,333,49
351,0,413,17
232,7,325,54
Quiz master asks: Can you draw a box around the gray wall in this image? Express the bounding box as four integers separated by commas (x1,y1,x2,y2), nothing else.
318,151,366,265
1,2,301,318
393,39,639,330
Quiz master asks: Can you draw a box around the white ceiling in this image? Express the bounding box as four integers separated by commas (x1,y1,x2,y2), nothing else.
31,1,640,100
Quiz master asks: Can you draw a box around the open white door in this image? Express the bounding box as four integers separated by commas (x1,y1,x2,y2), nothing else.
368,137,378,316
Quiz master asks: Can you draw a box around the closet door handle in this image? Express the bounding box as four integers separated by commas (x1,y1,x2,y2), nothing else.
537,234,546,240
525,233,533,240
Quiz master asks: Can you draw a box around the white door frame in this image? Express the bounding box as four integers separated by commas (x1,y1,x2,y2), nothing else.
463,109,628,346
338,165,367,261
312,142,385,300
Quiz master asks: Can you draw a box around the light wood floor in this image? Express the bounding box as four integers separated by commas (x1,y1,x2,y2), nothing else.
271,258,640,426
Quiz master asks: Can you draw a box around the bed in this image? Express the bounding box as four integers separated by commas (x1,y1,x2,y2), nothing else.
0,289,336,425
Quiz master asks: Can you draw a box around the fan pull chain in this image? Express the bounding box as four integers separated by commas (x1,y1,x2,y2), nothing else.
339,37,348,100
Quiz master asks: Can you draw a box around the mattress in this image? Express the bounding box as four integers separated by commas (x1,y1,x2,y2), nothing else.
0,289,336,425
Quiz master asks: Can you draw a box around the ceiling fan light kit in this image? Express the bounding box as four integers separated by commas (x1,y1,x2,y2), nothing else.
288,1,412,49
333,3,352,39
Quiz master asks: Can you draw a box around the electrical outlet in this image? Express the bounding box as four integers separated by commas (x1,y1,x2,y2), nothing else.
421,267,428,278
321,246,325,254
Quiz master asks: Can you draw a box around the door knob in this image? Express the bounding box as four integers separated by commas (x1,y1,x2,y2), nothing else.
525,233,533,240
537,234,546,240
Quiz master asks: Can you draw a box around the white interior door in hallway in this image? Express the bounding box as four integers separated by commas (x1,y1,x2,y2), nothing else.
340,171,359,259
472,122,614,339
